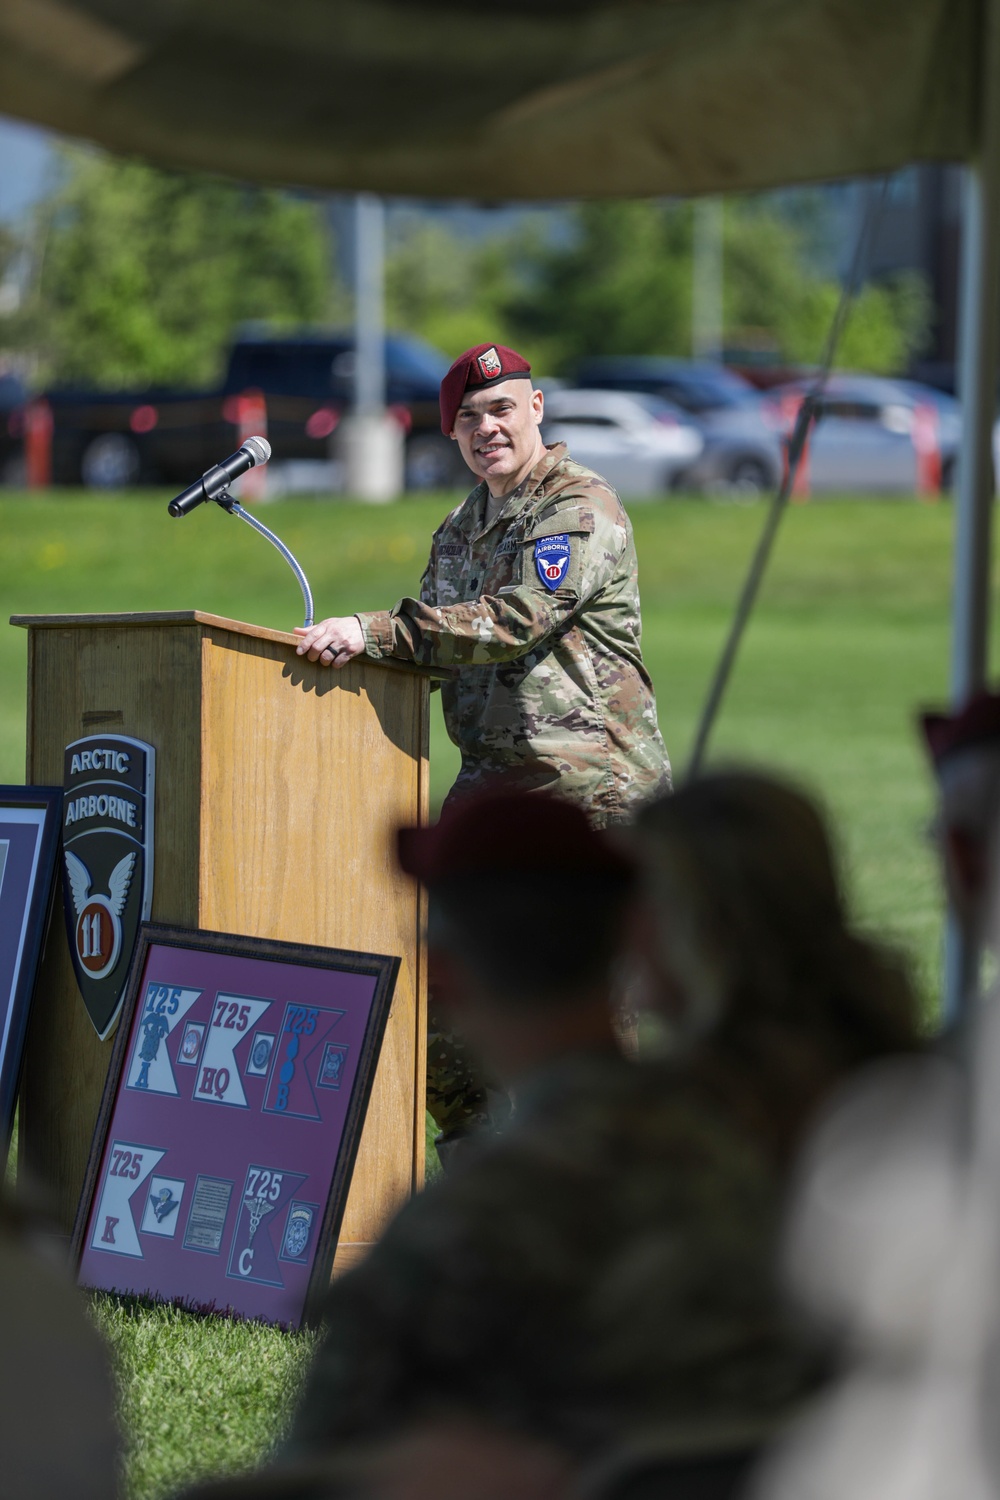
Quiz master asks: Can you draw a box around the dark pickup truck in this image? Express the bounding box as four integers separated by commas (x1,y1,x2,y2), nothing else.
41,331,466,490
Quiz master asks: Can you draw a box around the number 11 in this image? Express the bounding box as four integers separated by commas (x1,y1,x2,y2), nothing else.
80,912,101,957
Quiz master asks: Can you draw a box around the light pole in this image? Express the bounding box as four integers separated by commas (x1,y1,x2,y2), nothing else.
339,193,404,501
692,197,724,362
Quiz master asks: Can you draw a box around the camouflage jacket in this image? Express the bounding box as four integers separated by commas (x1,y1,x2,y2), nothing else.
356,444,671,824
288,1056,820,1460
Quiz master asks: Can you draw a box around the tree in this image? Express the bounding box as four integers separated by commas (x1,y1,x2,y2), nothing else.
11,148,338,388
722,202,931,373
384,218,529,364
503,201,692,372
499,198,931,376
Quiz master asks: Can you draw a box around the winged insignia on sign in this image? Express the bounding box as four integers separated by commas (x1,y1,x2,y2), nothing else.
64,849,135,991
65,850,136,918
62,732,155,1039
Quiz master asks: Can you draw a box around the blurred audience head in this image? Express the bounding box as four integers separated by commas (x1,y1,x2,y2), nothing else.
630,770,920,1159
398,790,635,1087
921,691,1000,949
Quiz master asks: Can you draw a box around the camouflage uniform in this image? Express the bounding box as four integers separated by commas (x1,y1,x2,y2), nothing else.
357,443,671,826
288,1055,820,1462
358,444,671,1138
419,1019,493,1141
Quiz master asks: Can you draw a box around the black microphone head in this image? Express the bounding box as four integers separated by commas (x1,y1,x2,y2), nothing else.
241,435,271,467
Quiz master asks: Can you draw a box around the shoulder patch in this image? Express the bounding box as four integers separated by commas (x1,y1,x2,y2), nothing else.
535,534,571,591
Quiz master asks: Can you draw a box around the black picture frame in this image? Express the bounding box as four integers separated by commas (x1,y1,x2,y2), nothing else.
0,785,63,1154
73,922,398,1328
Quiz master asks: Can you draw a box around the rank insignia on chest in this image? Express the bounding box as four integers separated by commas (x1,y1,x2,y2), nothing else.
534,534,571,591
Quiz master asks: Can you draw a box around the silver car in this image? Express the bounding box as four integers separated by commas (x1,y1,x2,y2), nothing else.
541,388,704,497
766,375,962,493
571,357,783,493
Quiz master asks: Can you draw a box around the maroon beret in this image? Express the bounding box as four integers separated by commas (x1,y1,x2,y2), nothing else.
920,691,1000,767
439,343,532,435
397,789,635,885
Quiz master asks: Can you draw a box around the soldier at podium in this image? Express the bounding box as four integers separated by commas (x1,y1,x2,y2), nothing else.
294,342,671,1146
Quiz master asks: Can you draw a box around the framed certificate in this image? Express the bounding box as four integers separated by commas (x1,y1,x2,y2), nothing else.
74,924,398,1328
0,786,63,1151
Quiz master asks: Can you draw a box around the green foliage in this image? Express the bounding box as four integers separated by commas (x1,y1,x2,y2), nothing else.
723,203,932,372
9,148,338,389
385,218,523,364
503,201,693,371
3,155,934,389
400,197,930,376
782,272,931,372
0,223,19,285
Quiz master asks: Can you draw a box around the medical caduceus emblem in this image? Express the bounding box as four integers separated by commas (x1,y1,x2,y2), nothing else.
62,735,155,1040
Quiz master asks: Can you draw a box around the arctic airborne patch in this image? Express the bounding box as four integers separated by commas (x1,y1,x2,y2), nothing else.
534,534,571,591
477,346,502,379
63,734,155,1039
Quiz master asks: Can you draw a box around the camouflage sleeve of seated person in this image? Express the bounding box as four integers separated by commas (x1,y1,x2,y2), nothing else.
425,1000,498,1139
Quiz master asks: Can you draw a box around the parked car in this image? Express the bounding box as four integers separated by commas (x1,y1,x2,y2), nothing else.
38,332,467,491
541,388,703,496
571,357,783,493
765,374,963,492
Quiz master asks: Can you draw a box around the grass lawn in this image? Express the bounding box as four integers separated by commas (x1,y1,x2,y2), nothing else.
1,486,993,1495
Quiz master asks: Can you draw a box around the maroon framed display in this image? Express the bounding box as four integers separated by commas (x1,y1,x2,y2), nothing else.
73,924,398,1328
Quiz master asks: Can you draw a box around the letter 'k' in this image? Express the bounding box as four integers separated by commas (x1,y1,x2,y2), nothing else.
101,1216,119,1244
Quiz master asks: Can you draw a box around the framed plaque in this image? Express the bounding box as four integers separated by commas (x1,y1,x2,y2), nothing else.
0,786,62,1151
74,924,398,1328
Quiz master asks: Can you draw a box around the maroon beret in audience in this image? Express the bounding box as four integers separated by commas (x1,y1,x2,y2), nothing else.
397,790,634,885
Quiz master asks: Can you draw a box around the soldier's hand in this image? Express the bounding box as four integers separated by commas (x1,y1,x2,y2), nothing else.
294,615,365,667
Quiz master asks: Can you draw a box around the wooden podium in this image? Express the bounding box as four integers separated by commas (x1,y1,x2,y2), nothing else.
12,611,433,1269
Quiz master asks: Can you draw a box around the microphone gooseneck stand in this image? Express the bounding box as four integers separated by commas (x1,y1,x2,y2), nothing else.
215,493,315,628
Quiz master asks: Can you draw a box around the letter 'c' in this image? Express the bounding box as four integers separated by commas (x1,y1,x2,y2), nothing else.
238,1248,254,1277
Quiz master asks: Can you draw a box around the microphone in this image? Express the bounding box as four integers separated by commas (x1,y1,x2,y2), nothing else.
167,436,272,517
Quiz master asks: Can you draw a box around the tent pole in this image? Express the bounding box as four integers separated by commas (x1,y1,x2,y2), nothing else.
944,0,1000,1025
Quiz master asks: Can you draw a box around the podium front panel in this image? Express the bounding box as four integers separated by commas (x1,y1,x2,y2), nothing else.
16,613,428,1255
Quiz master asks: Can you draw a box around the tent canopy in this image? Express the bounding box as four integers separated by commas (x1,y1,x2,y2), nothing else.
0,0,980,197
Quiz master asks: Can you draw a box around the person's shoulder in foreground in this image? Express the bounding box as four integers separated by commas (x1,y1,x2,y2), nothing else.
288,1051,820,1463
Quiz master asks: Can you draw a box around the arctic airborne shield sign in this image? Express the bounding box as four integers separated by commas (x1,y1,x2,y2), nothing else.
62,736,155,1039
